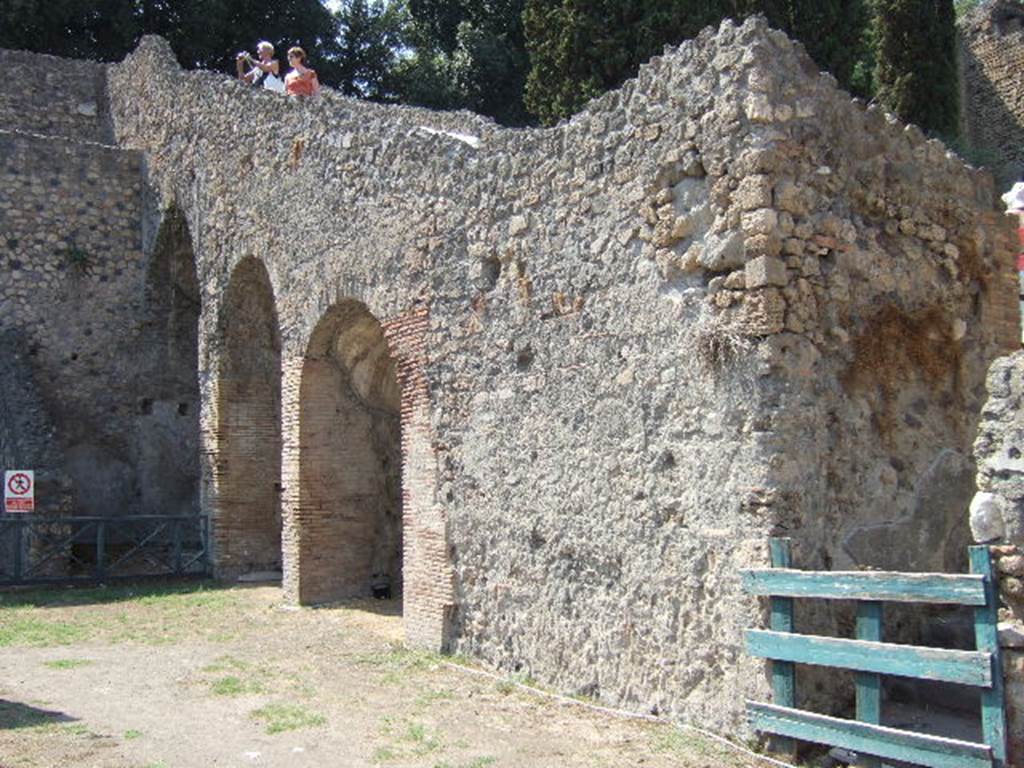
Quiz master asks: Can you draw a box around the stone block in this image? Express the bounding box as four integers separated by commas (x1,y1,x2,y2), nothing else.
970,492,1006,543
745,255,787,288
733,175,772,211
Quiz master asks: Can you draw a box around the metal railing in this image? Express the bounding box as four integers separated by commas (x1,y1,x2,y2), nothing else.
0,514,209,585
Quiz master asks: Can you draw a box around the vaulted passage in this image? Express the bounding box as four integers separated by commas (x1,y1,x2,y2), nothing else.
213,257,282,576
130,208,201,517
291,301,402,605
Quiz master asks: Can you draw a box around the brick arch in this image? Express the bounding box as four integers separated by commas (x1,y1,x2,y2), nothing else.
210,256,282,577
281,300,453,648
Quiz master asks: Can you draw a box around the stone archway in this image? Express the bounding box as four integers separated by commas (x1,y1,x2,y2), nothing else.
130,208,201,518
284,300,403,606
212,257,282,577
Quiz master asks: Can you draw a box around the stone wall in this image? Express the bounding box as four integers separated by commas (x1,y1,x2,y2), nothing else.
959,0,1024,187
970,350,1024,764
0,49,112,144
81,15,1019,735
0,125,200,518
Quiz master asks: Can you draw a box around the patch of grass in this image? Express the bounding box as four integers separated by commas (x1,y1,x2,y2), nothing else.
201,655,251,674
124,729,143,740
0,580,226,610
651,726,736,761
43,658,93,670
431,759,494,768
432,759,496,768
202,656,272,697
211,675,265,696
354,643,442,683
0,618,88,647
60,245,93,275
373,745,399,763
375,716,445,762
414,688,455,708
404,721,442,755
250,703,325,734
495,672,539,696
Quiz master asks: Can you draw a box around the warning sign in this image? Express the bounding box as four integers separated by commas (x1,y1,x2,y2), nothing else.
4,470,34,513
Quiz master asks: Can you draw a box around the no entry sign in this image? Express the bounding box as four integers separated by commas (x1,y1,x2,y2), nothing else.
4,470,34,513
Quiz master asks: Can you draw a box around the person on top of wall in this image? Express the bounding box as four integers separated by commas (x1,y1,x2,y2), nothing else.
284,47,320,97
235,41,284,93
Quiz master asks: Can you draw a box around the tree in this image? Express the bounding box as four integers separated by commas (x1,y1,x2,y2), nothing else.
760,0,872,96
522,0,873,125
394,0,532,125
333,0,405,100
871,0,958,137
0,0,343,86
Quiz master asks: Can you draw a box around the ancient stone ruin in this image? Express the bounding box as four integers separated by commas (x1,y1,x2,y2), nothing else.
1,15,1019,737
959,0,1024,187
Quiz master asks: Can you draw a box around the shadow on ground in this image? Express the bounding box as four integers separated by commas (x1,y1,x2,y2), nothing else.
0,699,78,730
309,595,402,617
0,578,230,609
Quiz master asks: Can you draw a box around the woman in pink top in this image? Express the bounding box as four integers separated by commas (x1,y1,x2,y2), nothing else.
285,47,319,97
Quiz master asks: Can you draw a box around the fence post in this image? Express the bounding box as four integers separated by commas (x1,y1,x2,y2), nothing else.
13,519,24,582
172,518,183,574
855,601,883,768
768,537,797,759
970,545,1007,768
95,520,106,581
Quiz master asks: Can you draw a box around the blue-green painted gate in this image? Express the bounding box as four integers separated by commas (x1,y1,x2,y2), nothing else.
742,538,1007,768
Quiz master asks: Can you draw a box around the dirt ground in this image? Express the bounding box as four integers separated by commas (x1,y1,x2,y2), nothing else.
0,581,772,768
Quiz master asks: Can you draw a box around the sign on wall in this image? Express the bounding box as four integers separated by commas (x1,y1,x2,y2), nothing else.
4,470,34,513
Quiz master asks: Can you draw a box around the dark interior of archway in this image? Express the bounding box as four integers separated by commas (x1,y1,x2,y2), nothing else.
130,210,201,518
216,257,282,575
67,210,202,563
298,302,402,604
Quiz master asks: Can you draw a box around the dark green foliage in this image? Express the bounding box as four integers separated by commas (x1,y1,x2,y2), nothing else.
334,0,405,100
760,0,872,96
871,0,958,137
0,0,342,86
395,0,531,125
523,0,873,125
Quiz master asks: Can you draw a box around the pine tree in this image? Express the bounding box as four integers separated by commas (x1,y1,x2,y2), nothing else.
522,0,872,125
871,0,958,137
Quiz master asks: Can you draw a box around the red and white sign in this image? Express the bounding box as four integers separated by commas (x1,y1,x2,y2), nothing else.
4,470,34,513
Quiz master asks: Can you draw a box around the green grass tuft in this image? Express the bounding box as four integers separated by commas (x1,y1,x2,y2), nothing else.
250,702,325,734
124,729,143,740
43,658,93,669
211,675,264,696
0,618,88,647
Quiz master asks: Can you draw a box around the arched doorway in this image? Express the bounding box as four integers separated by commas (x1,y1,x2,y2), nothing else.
130,208,201,518
213,257,282,577
289,300,402,605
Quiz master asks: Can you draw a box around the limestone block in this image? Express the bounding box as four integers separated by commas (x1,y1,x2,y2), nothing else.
1000,621,1024,649
1001,555,1024,578
744,233,782,258
740,208,778,236
698,230,745,272
734,175,772,211
971,491,1007,542
735,287,785,335
745,255,787,288
773,180,807,215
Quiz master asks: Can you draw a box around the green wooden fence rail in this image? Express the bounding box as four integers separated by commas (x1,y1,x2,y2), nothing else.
741,538,1007,768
